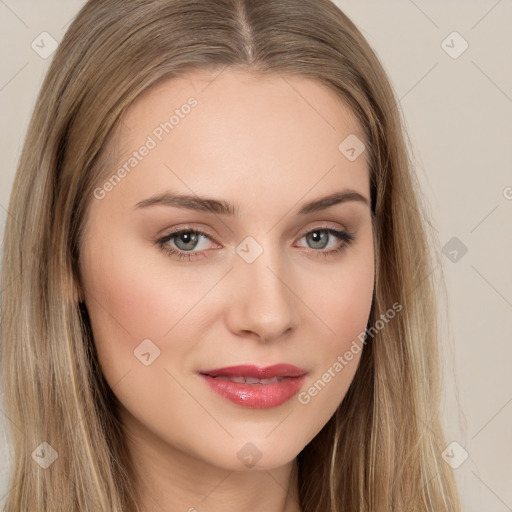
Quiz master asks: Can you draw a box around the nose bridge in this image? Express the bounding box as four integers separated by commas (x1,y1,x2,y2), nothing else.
226,235,298,341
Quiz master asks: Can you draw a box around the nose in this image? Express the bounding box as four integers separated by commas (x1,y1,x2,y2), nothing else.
224,244,299,343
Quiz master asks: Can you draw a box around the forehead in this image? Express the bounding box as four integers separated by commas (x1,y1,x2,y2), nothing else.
122,68,363,142
103,68,369,213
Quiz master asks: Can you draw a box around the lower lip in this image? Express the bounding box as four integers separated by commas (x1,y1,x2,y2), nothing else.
199,374,307,409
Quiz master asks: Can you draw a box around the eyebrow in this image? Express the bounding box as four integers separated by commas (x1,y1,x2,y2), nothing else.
133,189,370,216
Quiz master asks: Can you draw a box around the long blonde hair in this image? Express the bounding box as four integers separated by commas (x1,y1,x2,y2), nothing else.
0,0,461,510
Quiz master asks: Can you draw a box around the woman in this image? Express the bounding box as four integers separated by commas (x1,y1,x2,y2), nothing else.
0,0,461,510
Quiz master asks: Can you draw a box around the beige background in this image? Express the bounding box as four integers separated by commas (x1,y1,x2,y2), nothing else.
1,1,511,510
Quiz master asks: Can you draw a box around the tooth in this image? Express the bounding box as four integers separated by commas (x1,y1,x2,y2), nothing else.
213,376,283,384
259,377,279,384
215,376,246,383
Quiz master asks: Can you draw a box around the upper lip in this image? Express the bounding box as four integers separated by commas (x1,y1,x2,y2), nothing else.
198,364,307,379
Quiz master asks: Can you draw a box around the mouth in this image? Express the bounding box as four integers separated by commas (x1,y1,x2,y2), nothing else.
197,364,308,409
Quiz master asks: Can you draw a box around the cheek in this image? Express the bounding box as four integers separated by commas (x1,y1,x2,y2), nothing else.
81,229,216,341
311,269,373,376
311,236,375,354
292,240,374,430
79,240,214,444
79,226,238,426
322,266,374,345
79,233,201,384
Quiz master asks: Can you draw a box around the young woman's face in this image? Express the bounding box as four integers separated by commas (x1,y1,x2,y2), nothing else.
80,69,374,474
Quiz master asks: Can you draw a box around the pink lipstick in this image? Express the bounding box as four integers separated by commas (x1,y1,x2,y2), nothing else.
197,364,307,409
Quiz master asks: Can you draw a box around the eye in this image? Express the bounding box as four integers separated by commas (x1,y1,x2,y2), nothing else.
155,226,355,261
155,228,217,261
296,227,355,258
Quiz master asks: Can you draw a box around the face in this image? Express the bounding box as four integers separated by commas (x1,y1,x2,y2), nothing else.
79,68,374,475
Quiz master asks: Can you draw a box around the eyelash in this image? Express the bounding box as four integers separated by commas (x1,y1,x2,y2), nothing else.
155,226,355,261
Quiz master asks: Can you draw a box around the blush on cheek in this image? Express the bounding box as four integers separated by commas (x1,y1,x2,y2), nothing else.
316,272,374,347
83,243,218,357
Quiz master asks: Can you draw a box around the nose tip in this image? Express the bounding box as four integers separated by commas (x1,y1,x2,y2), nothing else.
224,253,299,343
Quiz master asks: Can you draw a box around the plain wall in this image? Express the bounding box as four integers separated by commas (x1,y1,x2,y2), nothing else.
1,1,511,510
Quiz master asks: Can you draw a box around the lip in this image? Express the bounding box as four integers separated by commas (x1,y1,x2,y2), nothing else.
197,364,308,409
198,364,307,379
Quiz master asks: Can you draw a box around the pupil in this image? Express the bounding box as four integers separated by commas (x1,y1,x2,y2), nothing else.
176,232,198,250
309,230,327,249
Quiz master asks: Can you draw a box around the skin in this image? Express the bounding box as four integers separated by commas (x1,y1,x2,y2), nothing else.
79,68,375,512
